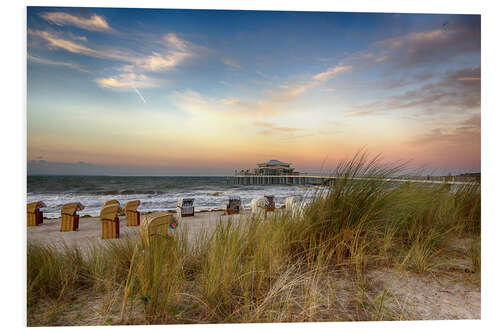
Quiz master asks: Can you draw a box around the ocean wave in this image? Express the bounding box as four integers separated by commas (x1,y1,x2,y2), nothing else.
27,176,322,218
28,186,318,218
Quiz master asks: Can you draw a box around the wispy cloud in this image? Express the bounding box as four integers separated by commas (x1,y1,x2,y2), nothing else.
120,33,196,73
29,28,199,103
28,29,131,61
95,73,159,89
456,77,480,81
407,113,480,147
68,32,87,42
313,65,352,81
252,120,302,135
28,54,89,73
40,12,112,32
222,57,241,69
29,29,197,74
348,66,481,117
123,51,189,72
163,33,189,50
373,18,480,68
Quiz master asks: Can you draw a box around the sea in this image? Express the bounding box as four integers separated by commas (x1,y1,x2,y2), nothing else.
27,176,319,218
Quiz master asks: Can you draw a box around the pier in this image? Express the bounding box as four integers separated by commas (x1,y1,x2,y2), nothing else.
231,175,479,186
232,159,479,186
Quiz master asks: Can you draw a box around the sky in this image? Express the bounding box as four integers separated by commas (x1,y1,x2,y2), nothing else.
26,7,481,176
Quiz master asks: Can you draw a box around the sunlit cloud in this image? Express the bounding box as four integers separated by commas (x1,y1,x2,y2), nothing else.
313,65,353,81
29,30,197,74
457,77,480,81
40,12,112,32
28,54,89,73
163,33,190,50
121,33,195,73
95,73,159,89
407,113,480,147
172,81,312,120
95,73,154,103
124,51,190,72
28,29,132,61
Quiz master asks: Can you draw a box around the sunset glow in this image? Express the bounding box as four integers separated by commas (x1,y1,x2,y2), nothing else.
27,8,480,175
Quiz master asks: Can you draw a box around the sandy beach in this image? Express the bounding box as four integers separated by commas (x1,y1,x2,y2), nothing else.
27,210,253,247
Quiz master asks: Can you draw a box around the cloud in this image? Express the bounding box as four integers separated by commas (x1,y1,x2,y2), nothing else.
124,50,190,72
120,33,195,73
30,28,198,102
40,12,112,32
29,30,196,74
95,73,159,89
407,113,480,147
28,54,89,73
68,32,87,42
265,84,308,103
171,74,313,119
313,17,480,92
456,77,480,81
349,66,480,116
171,90,251,116
373,18,480,68
252,121,302,135
28,29,131,61
164,33,189,50
313,65,353,81
222,58,241,69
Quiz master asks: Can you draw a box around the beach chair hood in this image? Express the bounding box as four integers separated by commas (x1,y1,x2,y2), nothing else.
100,204,124,220
125,200,141,211
140,212,179,244
61,202,85,216
103,199,120,207
27,201,46,213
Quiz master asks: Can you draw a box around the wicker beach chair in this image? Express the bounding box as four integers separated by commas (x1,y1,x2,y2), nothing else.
251,195,275,218
103,199,120,207
27,201,46,227
125,200,141,226
177,198,195,217
264,195,275,212
227,196,241,214
60,202,84,232
100,204,124,239
139,212,179,246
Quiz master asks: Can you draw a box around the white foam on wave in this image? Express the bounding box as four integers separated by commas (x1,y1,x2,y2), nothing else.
27,185,323,218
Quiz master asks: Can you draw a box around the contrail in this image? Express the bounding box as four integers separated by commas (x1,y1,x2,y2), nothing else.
131,83,146,103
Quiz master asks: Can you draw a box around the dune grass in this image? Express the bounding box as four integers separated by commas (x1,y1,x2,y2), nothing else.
27,153,481,326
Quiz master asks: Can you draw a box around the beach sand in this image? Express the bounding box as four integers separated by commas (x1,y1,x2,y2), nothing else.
27,210,253,248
